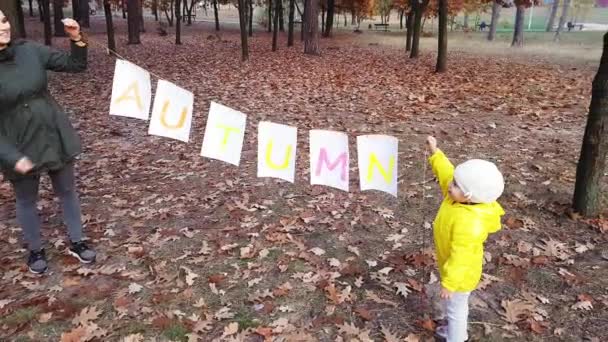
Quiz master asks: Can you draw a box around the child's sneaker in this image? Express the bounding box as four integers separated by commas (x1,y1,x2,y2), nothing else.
28,249,48,274
69,241,96,264
434,325,469,341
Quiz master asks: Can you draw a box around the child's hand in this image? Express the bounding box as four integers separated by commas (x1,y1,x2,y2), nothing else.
426,136,438,154
440,286,453,300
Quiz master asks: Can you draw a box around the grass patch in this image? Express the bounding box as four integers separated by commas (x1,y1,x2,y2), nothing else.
235,309,260,330
163,323,189,342
1,307,40,326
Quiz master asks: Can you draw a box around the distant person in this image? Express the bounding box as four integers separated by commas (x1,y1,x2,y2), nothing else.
567,21,575,32
479,21,488,31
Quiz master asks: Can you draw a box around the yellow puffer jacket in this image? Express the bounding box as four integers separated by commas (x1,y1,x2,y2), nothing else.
429,150,504,293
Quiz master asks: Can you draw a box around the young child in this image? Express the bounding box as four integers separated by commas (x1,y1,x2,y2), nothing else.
426,136,505,342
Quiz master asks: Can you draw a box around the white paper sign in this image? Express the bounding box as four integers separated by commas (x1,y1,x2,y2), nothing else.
148,80,194,143
257,122,297,183
310,130,349,191
200,102,247,166
109,59,152,120
357,135,398,197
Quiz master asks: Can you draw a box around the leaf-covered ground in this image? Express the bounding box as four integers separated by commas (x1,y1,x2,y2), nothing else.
1,16,607,342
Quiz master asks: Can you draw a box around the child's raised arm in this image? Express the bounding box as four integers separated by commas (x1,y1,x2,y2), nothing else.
426,136,454,197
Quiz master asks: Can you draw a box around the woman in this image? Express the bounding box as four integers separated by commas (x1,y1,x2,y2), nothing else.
0,10,96,274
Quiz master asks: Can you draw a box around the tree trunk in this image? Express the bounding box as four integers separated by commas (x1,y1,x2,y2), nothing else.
546,0,560,32
15,0,26,38
238,0,249,60
303,0,319,55
288,0,295,46
72,0,79,21
139,0,145,32
488,1,500,41
410,1,427,58
29,0,34,17
272,0,279,51
175,0,182,44
436,0,447,73
573,32,608,217
42,0,52,45
182,0,187,22
53,0,65,36
213,0,222,31
406,9,413,52
511,5,525,47
103,0,116,54
300,0,305,41
463,12,469,29
38,0,43,22
249,0,253,35
127,0,141,44
122,0,126,19
399,10,403,30
79,0,90,28
152,0,158,21
450,14,455,31
321,7,325,34
279,1,284,31
554,0,571,42
268,0,272,32
323,0,334,37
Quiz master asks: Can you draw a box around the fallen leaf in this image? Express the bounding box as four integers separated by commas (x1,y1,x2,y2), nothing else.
380,324,400,342
309,247,326,256
571,300,593,311
328,258,342,268
500,299,535,324
354,307,373,321
72,306,102,326
39,312,53,323
222,322,239,337
394,282,411,299
347,245,360,256
128,283,143,294
418,318,436,332
365,290,398,307
60,326,88,342
123,333,144,342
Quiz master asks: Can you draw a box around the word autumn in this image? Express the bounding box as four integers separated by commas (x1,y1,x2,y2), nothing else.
109,60,399,196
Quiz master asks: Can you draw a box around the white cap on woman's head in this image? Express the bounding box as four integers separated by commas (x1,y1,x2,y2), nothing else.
453,159,504,204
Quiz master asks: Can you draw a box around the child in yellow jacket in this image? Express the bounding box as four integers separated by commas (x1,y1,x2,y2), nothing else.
426,136,505,342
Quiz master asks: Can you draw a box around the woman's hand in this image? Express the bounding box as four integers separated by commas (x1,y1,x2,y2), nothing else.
62,18,81,41
14,157,34,174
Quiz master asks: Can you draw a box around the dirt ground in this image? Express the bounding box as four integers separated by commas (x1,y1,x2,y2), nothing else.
1,15,607,342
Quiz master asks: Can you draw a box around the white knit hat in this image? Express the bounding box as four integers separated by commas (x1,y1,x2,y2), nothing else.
453,159,504,204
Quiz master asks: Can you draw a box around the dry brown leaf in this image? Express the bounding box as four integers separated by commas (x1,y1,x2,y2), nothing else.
222,322,239,337
215,306,235,320
500,299,535,324
128,283,143,294
60,326,88,342
338,322,360,336
380,324,400,342
39,312,53,323
122,333,144,342
355,307,373,321
72,306,102,326
365,290,398,307
394,282,411,299
193,319,213,333
571,300,593,311
404,333,421,342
